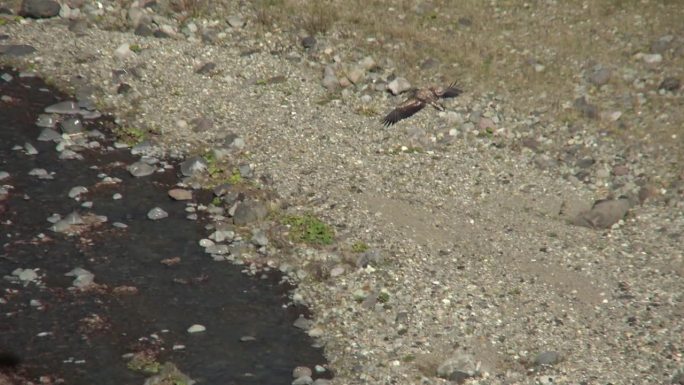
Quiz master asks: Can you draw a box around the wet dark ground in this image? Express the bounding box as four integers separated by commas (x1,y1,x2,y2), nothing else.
0,67,328,384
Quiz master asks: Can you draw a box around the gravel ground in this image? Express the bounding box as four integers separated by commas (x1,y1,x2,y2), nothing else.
1,1,683,384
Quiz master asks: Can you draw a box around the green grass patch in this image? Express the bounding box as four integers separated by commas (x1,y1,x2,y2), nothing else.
351,241,369,253
127,352,161,374
116,126,145,145
283,213,334,245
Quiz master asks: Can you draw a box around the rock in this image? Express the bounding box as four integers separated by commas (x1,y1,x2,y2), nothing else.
651,35,674,53
0,44,37,57
574,96,599,119
572,197,631,229
128,161,156,177
232,200,267,225
575,157,595,169
24,142,38,155
65,267,95,288
227,15,245,28
387,77,411,95
187,324,206,333
180,156,208,177
45,100,79,114
322,66,338,91
347,66,365,84
292,376,313,385
312,379,331,385
168,188,192,201
672,368,684,385
37,128,61,142
147,207,168,220
587,66,611,87
640,53,662,64
293,366,312,379
20,0,60,18
196,62,216,75
114,43,134,60
251,229,269,246
0,171,8,181
143,362,196,385
293,316,313,330
240,335,256,342
359,56,377,71
60,117,83,134
68,186,88,199
436,352,478,383
533,351,562,367
36,114,56,128
301,36,316,49
659,77,681,92
13,268,38,283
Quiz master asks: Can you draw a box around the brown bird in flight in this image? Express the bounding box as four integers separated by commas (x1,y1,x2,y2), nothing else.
383,83,462,126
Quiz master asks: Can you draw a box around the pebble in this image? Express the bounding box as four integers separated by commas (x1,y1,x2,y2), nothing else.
36,114,57,128
251,229,269,246
533,350,562,366
60,117,83,134
68,186,88,199
114,43,134,60
573,198,631,229
13,268,38,283
0,171,8,181
147,207,168,220
240,336,256,342
187,324,206,333
113,193,123,200
322,66,339,91
168,188,192,200
179,156,207,177
45,101,80,114
312,379,331,385
65,267,95,288
37,128,62,141
292,376,313,385
587,66,611,87
293,316,314,330
127,161,156,177
293,366,312,379
387,77,411,95
227,15,245,28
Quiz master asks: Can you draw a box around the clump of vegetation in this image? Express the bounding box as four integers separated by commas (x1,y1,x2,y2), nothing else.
377,290,390,303
116,126,145,145
228,168,242,184
129,44,142,53
127,351,161,374
283,213,334,245
351,241,369,253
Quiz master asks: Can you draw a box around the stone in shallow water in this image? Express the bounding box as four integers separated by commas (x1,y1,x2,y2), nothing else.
35,114,57,128
37,128,62,142
292,376,313,385
60,117,83,134
24,142,38,155
127,161,156,177
65,267,95,288
0,171,9,181
68,186,88,199
168,188,192,201
13,268,38,283
45,100,80,114
147,207,168,220
187,324,206,333
28,168,53,179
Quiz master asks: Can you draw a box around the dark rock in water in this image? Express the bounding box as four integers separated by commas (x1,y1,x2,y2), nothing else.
0,44,37,57
301,36,316,49
20,0,61,18
572,197,631,229
127,161,156,177
60,117,83,134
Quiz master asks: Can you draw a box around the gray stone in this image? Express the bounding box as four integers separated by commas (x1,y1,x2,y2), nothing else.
387,77,411,95
180,156,208,177
312,379,331,385
147,207,168,220
20,0,60,18
60,117,83,134
533,351,562,367
574,96,599,119
659,77,680,92
359,57,376,71
65,267,95,288
322,66,339,91
292,376,313,385
24,142,38,155
587,66,611,87
437,352,478,381
293,366,312,379
28,168,52,179
251,229,269,246
347,66,365,84
0,44,37,57
13,268,38,283
68,186,88,199
293,316,313,330
128,161,156,177
572,198,631,229
232,200,267,225
0,171,9,181
45,101,80,114
301,36,316,49
227,15,245,28
168,188,193,201
35,114,57,128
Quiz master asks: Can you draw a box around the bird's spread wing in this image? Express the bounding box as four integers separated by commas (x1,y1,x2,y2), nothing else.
383,99,425,126
436,82,462,98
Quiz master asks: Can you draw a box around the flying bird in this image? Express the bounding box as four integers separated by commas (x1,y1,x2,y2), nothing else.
383,83,462,126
